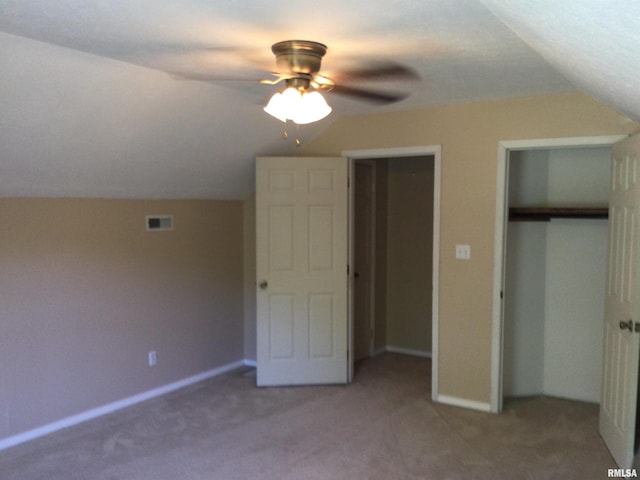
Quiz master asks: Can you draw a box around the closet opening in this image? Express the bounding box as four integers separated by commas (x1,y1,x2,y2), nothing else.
501,145,610,405
351,154,436,376
491,135,627,413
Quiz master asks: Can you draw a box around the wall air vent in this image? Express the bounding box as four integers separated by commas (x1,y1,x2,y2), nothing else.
146,215,173,232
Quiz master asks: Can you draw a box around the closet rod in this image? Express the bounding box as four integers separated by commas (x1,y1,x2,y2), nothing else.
509,207,609,222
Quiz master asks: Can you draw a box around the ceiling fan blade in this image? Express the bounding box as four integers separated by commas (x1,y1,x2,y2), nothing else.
131,43,273,78
331,62,419,83
168,70,266,84
137,44,266,58
329,85,409,104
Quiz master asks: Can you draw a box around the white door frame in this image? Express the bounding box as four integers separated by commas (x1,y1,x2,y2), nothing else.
491,135,627,413
343,146,441,397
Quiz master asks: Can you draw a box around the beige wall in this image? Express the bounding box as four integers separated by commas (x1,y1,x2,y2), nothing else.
386,156,434,353
0,198,244,439
301,92,639,404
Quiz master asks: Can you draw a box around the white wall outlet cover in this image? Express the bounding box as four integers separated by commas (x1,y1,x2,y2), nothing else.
455,244,471,260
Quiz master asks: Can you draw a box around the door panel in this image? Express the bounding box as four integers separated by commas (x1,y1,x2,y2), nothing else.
353,162,375,362
600,133,640,468
256,156,348,386
269,206,294,270
309,206,334,269
309,293,334,358
268,294,295,359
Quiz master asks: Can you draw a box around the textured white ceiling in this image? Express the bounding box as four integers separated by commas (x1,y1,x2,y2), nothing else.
481,0,640,122
0,0,636,198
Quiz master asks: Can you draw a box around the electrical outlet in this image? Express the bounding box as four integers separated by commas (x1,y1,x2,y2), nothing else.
455,244,471,260
148,350,157,366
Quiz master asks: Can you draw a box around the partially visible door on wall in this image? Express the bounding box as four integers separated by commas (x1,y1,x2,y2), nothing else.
353,161,375,362
600,133,640,468
255,156,348,386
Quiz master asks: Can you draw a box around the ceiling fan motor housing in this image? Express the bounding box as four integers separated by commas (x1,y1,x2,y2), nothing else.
272,40,327,75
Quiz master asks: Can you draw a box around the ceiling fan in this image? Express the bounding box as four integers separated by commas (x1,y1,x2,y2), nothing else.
259,40,417,125
263,40,415,100
173,39,418,126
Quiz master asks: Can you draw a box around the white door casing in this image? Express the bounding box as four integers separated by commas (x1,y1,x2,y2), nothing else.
491,135,627,413
256,156,348,386
344,146,441,397
599,133,640,468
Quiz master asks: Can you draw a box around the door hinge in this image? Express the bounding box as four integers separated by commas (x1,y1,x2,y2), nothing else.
619,319,640,332
500,291,503,300
347,264,349,275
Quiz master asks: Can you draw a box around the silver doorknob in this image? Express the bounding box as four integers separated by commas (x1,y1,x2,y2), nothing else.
259,280,268,290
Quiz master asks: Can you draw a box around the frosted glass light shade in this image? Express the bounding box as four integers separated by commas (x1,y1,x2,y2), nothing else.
263,91,289,122
294,91,332,124
264,87,332,124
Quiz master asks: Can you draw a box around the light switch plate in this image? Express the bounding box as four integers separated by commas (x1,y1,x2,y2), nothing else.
455,244,471,260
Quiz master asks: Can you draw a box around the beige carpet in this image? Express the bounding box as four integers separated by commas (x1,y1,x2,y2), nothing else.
0,354,615,479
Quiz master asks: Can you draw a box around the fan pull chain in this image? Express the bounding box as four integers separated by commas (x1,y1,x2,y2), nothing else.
280,121,302,146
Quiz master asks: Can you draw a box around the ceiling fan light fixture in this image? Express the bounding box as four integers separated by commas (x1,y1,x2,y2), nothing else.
294,90,332,125
264,87,331,125
263,90,289,123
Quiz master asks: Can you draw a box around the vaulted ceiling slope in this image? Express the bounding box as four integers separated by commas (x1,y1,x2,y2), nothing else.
480,0,640,123
0,1,637,199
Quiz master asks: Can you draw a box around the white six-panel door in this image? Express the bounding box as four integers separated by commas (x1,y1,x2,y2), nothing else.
256,156,348,386
600,133,640,468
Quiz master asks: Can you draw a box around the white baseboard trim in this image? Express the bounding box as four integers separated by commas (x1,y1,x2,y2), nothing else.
0,359,245,452
436,394,492,413
243,359,256,367
385,346,432,359
373,347,387,357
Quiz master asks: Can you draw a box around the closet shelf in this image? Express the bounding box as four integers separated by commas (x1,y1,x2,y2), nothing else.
509,207,609,222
